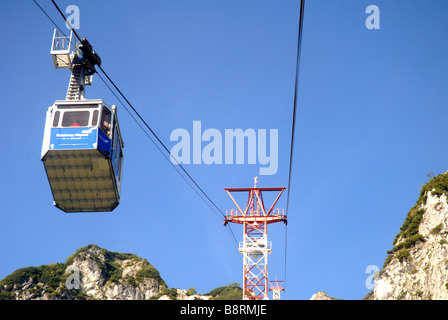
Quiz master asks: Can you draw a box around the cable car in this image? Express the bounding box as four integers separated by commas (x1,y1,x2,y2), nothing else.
41,29,124,213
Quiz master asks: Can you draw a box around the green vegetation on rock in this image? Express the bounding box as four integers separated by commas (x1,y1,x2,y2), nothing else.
206,282,242,300
0,243,243,301
382,173,448,268
0,263,67,300
418,173,448,206
0,244,166,300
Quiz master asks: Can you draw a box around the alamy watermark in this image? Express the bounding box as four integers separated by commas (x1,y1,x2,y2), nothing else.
65,4,380,31
65,265,80,290
365,4,380,30
169,121,278,175
65,5,80,30
365,265,380,290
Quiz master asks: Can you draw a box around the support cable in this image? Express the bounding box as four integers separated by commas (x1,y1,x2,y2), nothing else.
34,0,240,253
49,0,224,222
284,0,306,298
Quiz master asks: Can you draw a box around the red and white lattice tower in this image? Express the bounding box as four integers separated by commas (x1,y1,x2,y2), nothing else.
224,177,286,300
269,279,285,300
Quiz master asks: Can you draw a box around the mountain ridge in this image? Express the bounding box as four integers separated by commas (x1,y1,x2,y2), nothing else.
370,172,448,300
313,172,448,300
6,173,448,300
0,244,241,300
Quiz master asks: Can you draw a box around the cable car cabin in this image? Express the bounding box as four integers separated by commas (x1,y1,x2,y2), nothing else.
41,99,124,213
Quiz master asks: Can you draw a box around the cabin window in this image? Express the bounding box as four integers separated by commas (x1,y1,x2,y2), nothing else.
118,147,123,181
91,110,99,126
52,111,60,127
61,111,90,127
100,107,112,136
111,120,124,183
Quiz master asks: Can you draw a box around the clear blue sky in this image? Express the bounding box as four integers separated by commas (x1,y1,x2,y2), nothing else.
1,0,448,300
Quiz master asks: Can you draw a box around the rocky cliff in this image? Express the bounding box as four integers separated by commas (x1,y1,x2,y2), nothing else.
8,174,448,301
0,244,214,300
372,172,448,300
310,173,448,300
310,291,337,300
